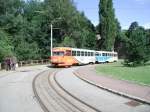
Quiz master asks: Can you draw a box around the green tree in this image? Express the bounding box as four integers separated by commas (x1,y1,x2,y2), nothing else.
43,0,96,50
58,36,76,47
0,0,96,61
114,19,126,58
124,22,150,66
98,0,118,51
15,40,39,60
0,30,13,62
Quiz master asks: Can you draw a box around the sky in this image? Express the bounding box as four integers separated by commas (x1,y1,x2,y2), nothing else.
73,0,150,29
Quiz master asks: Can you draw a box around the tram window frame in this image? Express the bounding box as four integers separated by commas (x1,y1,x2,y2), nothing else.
88,52,90,56
72,51,76,56
77,51,80,56
95,53,99,56
81,51,84,56
65,50,71,56
53,51,64,56
85,52,87,56
102,53,105,56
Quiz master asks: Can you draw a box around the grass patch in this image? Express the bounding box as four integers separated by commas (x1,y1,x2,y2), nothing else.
95,61,150,85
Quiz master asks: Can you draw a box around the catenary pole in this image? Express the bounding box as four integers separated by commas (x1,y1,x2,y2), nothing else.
51,24,53,57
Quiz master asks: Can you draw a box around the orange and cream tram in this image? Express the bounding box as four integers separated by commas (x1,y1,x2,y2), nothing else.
50,47,118,67
50,47,95,67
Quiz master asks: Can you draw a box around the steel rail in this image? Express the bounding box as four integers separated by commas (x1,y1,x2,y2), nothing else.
33,69,101,112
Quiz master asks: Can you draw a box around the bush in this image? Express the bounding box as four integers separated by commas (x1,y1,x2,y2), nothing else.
124,22,150,67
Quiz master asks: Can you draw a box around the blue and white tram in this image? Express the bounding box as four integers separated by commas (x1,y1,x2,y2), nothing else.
95,51,118,63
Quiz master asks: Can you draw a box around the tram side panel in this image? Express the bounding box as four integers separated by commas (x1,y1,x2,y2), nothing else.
72,49,95,65
51,47,118,67
95,51,118,63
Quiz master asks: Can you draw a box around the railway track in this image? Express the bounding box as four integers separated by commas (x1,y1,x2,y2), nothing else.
33,70,100,112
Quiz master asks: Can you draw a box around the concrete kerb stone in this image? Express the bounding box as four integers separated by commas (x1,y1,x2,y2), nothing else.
73,71,150,105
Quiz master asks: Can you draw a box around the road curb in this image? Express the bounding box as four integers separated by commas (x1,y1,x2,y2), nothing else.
74,71,150,105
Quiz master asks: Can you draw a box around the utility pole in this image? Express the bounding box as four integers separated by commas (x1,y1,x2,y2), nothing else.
50,17,62,57
35,11,61,58
51,24,53,57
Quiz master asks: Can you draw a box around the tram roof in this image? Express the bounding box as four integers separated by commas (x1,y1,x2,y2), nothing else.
53,47,95,52
96,51,117,54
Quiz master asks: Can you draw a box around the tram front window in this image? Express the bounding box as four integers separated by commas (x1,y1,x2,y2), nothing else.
53,51,64,56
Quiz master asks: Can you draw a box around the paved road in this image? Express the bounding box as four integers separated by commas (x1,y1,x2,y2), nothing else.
1,65,150,112
0,65,50,112
55,66,150,112
34,69,97,112
75,65,150,104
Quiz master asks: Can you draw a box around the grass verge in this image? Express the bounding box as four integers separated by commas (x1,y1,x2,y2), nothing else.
95,61,150,85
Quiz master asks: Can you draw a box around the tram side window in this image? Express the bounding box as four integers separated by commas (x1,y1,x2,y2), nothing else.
85,52,87,56
81,51,84,56
102,53,107,56
96,53,99,56
72,51,76,56
91,52,94,56
53,51,64,56
88,52,90,56
53,52,57,56
77,51,80,56
65,50,71,56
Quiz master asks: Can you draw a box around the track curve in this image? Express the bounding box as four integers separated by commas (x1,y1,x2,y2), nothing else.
33,69,98,112
54,67,150,112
